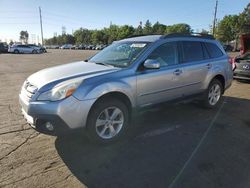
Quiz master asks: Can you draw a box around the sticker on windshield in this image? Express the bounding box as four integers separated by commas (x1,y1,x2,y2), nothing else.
130,43,146,48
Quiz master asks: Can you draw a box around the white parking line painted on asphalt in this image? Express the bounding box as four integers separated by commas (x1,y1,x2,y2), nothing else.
137,125,181,139
168,99,226,188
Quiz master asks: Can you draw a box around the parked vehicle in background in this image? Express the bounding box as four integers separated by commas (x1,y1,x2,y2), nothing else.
232,34,250,80
8,44,40,54
0,43,8,53
223,44,233,52
78,44,86,50
233,52,250,80
19,34,233,144
51,45,60,49
60,44,73,49
95,44,106,50
28,44,47,53
70,45,79,50
86,44,95,50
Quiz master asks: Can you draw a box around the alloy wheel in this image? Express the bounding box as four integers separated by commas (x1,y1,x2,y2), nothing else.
208,83,221,106
95,106,124,139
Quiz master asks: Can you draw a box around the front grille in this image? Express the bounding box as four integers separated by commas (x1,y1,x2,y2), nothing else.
21,81,38,101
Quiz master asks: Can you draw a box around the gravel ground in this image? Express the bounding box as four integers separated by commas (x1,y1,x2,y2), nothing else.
0,50,249,188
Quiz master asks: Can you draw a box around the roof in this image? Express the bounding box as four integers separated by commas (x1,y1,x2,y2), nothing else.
119,35,162,42
118,33,215,43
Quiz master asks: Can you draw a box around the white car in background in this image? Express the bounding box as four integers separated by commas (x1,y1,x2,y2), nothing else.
28,44,47,53
60,44,72,49
8,45,39,54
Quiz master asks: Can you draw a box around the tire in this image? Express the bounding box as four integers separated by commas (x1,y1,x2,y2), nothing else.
32,50,37,54
202,79,223,108
14,49,19,54
86,98,129,144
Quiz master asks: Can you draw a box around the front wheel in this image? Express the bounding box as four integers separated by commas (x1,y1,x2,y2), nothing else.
87,98,129,144
202,79,223,108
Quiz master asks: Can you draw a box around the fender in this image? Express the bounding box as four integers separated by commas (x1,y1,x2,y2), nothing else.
202,62,226,90
73,79,136,108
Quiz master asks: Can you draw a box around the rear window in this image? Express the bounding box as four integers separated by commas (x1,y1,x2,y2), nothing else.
181,41,204,62
204,42,223,58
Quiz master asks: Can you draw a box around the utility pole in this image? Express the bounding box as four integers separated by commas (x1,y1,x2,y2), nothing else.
212,0,218,36
39,7,44,45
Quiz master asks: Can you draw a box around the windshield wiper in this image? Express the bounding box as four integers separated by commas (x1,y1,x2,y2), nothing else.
95,62,114,67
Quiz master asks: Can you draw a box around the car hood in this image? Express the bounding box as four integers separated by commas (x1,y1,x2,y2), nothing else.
27,61,119,90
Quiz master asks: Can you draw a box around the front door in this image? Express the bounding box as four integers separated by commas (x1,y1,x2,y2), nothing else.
136,42,183,107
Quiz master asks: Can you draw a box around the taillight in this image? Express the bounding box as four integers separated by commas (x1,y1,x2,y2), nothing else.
229,57,236,71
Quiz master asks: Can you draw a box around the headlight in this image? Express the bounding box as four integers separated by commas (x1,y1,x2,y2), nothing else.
37,78,83,101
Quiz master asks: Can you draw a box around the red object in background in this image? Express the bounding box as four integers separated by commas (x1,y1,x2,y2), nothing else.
229,56,236,71
240,34,250,55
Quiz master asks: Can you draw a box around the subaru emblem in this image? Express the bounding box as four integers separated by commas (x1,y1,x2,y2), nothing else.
243,65,250,70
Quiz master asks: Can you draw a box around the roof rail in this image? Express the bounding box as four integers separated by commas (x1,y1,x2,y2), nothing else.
162,33,215,40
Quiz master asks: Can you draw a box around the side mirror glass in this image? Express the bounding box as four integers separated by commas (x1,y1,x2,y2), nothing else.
144,59,160,69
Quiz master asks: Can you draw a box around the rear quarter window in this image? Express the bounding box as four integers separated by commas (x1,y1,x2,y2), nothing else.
204,42,223,58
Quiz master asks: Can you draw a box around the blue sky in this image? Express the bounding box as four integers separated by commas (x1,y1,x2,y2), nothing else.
0,0,249,43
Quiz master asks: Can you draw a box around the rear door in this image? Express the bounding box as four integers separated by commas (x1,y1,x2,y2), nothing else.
178,41,210,96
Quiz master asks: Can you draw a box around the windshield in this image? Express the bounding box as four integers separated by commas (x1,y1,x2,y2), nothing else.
89,42,148,68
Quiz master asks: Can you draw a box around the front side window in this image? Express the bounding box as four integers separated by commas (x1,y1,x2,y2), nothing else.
181,41,204,62
89,42,148,68
147,42,178,67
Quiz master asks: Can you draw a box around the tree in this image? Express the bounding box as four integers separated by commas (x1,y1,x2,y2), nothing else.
152,21,166,34
107,24,120,44
20,31,29,44
134,22,143,36
216,15,239,43
165,24,192,34
117,25,135,40
143,20,153,35
73,28,92,44
238,3,250,34
9,40,14,46
200,29,209,35
91,30,105,44
44,21,195,45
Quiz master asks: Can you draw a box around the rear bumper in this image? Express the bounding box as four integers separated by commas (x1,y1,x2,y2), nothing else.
233,75,250,80
19,94,96,135
233,70,250,80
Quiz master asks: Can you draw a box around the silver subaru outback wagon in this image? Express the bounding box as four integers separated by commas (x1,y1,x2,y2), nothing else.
19,34,233,143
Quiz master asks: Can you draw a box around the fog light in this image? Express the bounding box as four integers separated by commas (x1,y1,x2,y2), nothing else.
45,122,54,131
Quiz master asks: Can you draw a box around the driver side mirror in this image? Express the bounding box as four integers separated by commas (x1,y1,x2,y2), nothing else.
144,59,160,69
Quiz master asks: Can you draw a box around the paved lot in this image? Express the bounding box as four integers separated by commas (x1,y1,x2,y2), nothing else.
0,50,249,188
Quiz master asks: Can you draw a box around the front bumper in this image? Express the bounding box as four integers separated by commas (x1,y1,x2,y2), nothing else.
19,94,96,135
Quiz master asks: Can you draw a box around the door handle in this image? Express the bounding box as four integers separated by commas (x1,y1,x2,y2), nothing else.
173,69,182,75
206,63,212,69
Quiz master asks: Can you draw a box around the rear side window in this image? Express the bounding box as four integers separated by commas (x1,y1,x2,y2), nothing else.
181,41,204,62
204,42,223,58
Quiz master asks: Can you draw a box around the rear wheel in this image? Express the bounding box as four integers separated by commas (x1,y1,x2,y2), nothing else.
87,98,129,144
202,79,223,108
32,50,37,54
14,49,19,54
